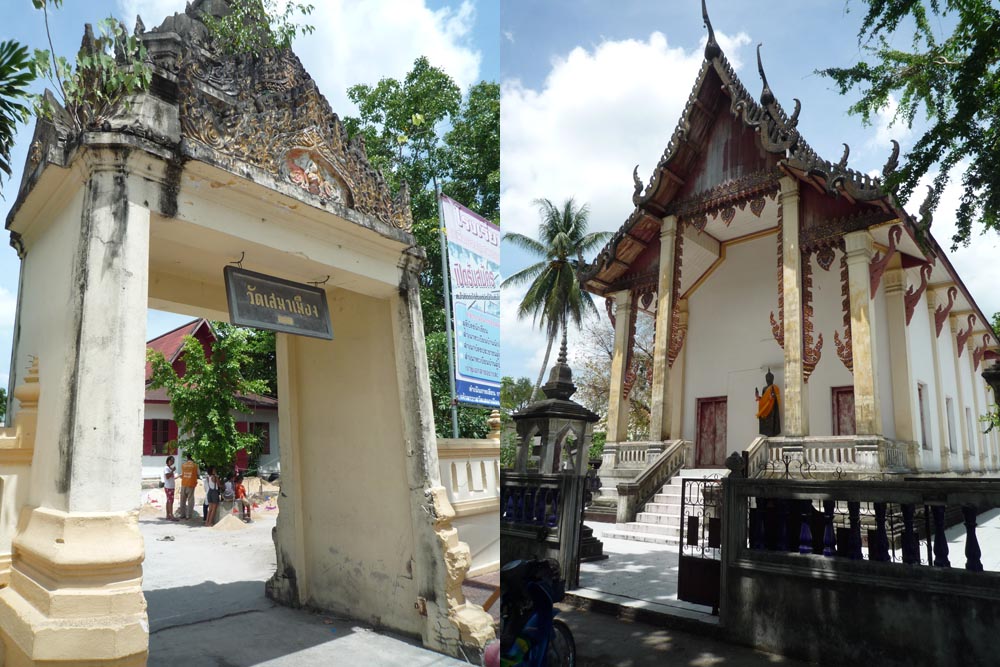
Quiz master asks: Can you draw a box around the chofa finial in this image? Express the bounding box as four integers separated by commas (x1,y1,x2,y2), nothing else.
702,0,721,60
757,44,774,107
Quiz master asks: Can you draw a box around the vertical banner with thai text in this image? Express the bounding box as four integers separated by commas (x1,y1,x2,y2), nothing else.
441,194,501,407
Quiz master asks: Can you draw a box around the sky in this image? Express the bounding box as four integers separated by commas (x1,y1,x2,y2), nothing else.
0,0,498,388
499,0,1000,383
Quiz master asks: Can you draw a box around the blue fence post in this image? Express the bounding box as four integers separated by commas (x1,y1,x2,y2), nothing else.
872,502,891,562
932,505,950,568
848,501,863,560
823,500,836,557
901,504,919,565
799,499,814,555
962,505,984,572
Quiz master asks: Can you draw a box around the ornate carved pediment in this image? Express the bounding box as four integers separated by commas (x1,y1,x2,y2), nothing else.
145,6,411,231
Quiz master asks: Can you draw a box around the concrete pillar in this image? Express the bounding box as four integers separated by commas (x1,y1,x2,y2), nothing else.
650,216,678,441
0,152,151,666
669,300,688,441
950,315,972,472
390,250,493,652
607,289,634,443
844,230,882,436
780,177,808,436
969,341,985,467
925,289,951,471
883,264,916,450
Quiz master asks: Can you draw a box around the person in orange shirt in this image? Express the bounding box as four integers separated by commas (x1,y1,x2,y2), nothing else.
235,475,252,523
178,453,199,520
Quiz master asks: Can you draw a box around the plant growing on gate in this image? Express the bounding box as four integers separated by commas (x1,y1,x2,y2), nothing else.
147,329,269,471
29,0,151,132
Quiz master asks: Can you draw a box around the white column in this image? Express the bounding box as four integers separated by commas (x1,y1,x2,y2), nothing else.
780,177,808,436
670,300,688,441
607,289,634,443
0,151,151,665
884,264,916,446
925,289,951,470
844,230,882,436
650,216,678,441
949,315,972,472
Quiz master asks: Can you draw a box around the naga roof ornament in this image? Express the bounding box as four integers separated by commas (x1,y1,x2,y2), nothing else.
702,0,722,60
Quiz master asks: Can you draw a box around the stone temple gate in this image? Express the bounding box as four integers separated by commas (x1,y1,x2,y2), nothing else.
0,2,492,664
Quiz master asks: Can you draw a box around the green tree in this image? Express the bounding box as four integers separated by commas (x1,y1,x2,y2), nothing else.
820,0,1000,249
147,329,269,471
0,40,34,189
500,376,534,417
992,312,1000,337
344,57,499,438
212,322,276,396
203,0,315,54
502,198,611,401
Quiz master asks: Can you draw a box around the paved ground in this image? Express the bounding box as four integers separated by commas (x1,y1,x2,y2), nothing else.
140,511,471,666
556,606,811,667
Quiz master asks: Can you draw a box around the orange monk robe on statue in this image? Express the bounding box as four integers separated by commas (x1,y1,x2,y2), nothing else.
756,384,780,419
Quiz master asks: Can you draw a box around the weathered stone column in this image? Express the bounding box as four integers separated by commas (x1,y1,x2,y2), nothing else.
389,249,493,654
650,216,678,441
0,150,150,666
925,289,951,471
606,289,634,443
844,230,882,436
968,339,985,467
780,177,808,436
884,264,916,449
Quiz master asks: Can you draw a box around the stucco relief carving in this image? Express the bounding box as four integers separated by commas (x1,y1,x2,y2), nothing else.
934,286,959,337
956,314,977,357
770,204,784,349
835,244,853,372
904,263,934,325
802,250,823,382
668,228,686,368
172,47,411,229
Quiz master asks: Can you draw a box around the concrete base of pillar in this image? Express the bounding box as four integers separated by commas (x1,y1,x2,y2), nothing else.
0,507,147,666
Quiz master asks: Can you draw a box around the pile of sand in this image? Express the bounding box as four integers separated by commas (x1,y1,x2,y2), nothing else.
212,514,247,531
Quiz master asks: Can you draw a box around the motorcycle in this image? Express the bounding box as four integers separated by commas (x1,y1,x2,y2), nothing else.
486,558,575,667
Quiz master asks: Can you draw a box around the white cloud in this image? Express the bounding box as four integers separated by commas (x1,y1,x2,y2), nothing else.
119,0,482,114
866,94,913,152
500,30,750,377
503,30,514,44
500,30,750,239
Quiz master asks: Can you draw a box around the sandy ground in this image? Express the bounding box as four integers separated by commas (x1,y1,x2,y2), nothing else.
140,489,485,665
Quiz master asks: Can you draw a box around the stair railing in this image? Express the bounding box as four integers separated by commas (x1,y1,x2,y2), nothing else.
615,439,688,523
743,436,770,477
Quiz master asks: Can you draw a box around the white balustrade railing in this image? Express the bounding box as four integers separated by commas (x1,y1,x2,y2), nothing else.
437,437,500,577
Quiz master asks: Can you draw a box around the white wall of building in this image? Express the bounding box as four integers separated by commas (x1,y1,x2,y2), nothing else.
873,282,897,440
906,286,945,470
141,403,280,479
804,249,855,435
682,234,784,453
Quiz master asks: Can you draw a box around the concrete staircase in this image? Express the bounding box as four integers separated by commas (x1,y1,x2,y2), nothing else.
601,468,728,545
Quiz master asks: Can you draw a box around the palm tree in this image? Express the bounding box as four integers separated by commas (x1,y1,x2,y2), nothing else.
503,198,611,401
0,40,34,190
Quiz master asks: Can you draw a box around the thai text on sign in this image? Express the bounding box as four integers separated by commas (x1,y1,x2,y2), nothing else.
223,266,333,340
441,194,500,407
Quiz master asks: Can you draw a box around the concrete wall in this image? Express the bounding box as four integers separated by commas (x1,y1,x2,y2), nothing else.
804,248,854,435
273,289,421,634
682,234,784,452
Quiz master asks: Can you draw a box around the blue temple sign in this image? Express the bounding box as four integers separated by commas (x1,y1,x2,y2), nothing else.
223,266,333,340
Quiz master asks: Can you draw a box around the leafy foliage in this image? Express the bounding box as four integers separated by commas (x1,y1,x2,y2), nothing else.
345,57,499,437
212,322,276,396
819,0,1000,249
0,40,34,187
573,313,653,441
203,0,315,55
502,198,611,400
992,312,1000,337
147,330,269,471
31,0,151,131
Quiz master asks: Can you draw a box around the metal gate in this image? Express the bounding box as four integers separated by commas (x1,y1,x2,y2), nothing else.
677,477,723,612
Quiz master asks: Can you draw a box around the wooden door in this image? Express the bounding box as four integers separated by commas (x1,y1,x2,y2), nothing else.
696,397,728,466
832,387,856,436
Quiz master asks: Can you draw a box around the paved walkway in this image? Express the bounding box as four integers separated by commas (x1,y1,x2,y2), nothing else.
575,522,715,623
141,512,470,666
